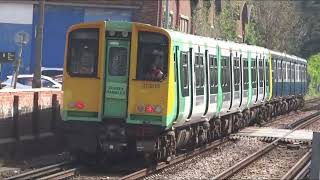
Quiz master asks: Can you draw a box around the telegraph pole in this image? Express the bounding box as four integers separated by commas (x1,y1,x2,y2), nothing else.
32,0,45,88
165,0,169,28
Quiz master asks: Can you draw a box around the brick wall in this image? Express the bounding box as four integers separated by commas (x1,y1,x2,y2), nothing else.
133,0,160,26
0,89,62,140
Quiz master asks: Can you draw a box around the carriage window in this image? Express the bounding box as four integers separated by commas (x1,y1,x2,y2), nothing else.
252,58,257,88
259,59,263,87
137,32,168,81
291,64,295,82
67,28,99,77
272,59,276,83
234,56,240,91
181,52,189,97
195,53,204,94
222,56,230,92
278,61,282,80
108,47,128,76
243,58,249,90
266,60,269,86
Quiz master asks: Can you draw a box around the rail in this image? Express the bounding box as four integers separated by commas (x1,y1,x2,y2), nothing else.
4,161,78,180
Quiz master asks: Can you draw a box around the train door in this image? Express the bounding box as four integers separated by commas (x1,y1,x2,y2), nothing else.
232,51,241,109
103,40,130,118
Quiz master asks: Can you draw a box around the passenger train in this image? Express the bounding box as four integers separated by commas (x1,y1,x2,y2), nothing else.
62,21,307,162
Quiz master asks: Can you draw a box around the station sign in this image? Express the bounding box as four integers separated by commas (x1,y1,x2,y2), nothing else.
0,52,15,63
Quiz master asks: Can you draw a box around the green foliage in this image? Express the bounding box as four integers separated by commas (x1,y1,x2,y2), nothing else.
307,53,320,97
244,22,258,45
216,1,238,41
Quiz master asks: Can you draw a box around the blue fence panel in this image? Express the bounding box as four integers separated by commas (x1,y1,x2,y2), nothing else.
31,5,84,71
0,23,32,80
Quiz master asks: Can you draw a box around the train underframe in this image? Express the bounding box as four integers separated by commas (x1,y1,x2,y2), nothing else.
63,95,304,164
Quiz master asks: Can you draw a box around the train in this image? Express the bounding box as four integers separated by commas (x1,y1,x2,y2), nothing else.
61,21,308,162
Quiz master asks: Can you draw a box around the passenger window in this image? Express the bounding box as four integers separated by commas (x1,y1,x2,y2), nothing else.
259,59,263,87
136,32,168,81
108,47,128,76
234,56,240,91
252,58,257,88
266,60,269,86
222,56,230,92
243,58,249,90
180,52,189,97
195,53,204,95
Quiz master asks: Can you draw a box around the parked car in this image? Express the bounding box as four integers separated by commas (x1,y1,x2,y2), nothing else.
1,74,62,89
41,67,63,84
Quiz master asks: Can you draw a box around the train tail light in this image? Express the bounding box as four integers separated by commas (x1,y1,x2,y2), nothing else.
145,105,154,113
75,101,85,109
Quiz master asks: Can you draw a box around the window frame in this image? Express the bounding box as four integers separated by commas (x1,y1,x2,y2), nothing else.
66,28,100,78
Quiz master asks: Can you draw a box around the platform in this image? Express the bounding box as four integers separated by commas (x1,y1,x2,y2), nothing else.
230,127,313,144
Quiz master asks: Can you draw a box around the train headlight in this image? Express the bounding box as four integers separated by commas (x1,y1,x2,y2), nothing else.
108,31,116,36
154,105,162,113
136,104,145,113
121,31,128,37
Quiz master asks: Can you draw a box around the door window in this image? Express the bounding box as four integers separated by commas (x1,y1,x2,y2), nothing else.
108,47,128,76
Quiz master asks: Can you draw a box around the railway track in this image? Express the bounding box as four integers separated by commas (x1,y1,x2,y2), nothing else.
213,112,320,180
4,161,79,180
119,138,229,180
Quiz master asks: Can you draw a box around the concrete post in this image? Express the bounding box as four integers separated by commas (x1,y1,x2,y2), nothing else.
310,132,320,179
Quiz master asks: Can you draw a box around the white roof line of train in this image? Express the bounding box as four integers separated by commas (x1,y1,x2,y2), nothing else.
167,30,307,63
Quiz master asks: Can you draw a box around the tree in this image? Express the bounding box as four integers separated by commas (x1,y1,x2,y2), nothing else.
214,1,239,41
307,53,320,97
251,1,306,56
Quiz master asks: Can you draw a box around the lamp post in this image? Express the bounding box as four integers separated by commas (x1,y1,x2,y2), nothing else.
32,0,45,88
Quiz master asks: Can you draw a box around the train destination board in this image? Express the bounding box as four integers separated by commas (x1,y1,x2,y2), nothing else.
0,52,15,63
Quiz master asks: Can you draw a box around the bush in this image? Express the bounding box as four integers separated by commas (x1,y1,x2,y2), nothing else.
307,53,320,98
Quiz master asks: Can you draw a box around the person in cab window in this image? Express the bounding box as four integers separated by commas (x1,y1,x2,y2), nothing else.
79,45,94,74
145,54,163,81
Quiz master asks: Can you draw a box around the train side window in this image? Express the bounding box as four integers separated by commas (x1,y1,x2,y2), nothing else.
67,28,99,77
296,64,299,82
272,59,276,83
234,56,240,91
291,63,295,82
136,32,168,81
252,58,257,89
180,52,189,97
195,53,204,95
221,56,230,92
266,59,269,86
209,55,215,94
259,59,263,87
243,58,248,90
278,61,282,81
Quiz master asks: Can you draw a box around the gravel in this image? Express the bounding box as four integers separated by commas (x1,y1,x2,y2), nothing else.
231,146,309,179
143,138,266,180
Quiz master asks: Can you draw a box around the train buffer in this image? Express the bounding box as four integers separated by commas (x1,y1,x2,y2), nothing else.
230,127,313,144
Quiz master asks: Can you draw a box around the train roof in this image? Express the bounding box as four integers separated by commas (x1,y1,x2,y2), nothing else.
166,29,306,63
